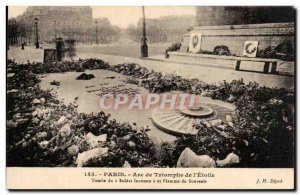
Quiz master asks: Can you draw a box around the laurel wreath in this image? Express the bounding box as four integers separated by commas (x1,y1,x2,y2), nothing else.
245,43,257,54
192,35,199,48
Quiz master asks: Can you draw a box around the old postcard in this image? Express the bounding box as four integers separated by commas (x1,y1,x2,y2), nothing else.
6,6,295,190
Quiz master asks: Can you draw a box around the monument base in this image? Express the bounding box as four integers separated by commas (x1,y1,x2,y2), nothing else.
168,51,294,75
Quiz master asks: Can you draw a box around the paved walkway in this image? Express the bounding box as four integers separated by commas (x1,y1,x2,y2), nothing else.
76,53,294,90
8,46,294,90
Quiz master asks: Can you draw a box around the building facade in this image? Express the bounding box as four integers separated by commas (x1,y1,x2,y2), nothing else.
17,6,93,43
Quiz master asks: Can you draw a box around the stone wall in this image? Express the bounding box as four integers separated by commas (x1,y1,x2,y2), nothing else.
182,23,294,56
196,7,295,26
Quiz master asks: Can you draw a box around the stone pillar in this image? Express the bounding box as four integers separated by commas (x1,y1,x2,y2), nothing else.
56,38,65,62
196,7,295,26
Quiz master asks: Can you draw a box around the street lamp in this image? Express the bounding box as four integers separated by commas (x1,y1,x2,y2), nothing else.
141,6,148,58
95,21,98,44
35,17,39,49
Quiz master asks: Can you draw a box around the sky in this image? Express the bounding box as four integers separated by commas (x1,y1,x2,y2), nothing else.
8,6,196,28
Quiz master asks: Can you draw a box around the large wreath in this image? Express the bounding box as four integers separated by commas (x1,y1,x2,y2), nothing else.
192,35,199,48
245,42,257,54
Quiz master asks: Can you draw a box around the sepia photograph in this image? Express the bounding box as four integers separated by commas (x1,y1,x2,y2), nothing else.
6,5,295,190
